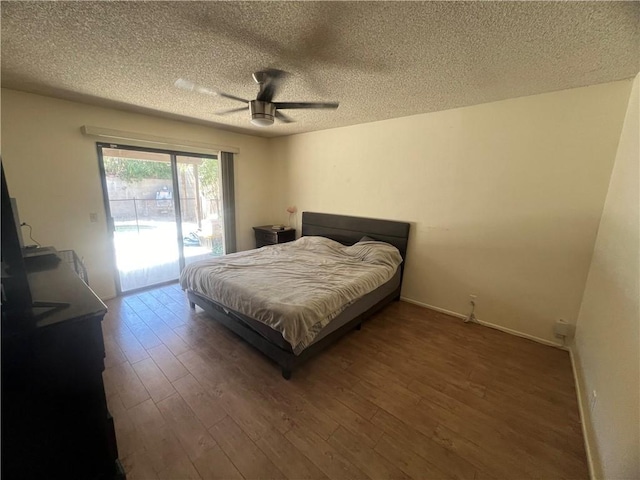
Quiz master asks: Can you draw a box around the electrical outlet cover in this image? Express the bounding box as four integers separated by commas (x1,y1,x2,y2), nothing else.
554,319,573,338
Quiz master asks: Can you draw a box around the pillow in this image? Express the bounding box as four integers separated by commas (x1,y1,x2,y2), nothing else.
359,235,377,242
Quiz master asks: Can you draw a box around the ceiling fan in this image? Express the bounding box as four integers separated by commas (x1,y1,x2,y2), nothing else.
175,69,339,127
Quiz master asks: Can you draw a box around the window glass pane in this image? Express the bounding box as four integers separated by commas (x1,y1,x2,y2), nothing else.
102,148,180,291
176,155,225,266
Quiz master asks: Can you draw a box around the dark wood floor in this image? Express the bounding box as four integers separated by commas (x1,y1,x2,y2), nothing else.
102,283,588,479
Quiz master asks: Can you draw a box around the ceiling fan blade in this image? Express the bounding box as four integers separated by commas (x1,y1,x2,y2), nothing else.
175,78,215,96
174,78,249,104
217,91,251,104
215,106,249,116
274,101,339,110
256,69,287,103
275,111,295,123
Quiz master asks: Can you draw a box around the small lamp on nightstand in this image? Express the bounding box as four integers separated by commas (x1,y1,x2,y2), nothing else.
286,206,297,227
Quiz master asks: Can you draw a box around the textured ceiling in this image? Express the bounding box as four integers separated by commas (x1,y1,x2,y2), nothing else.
2,1,638,138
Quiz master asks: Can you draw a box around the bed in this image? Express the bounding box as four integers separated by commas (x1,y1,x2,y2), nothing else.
181,211,410,379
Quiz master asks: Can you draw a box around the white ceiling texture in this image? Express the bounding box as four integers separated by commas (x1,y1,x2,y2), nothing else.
2,1,638,138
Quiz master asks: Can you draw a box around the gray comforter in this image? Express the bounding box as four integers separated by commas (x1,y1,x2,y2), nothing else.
179,236,403,354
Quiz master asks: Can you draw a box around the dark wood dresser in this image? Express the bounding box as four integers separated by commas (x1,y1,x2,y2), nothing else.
253,225,296,248
1,255,124,479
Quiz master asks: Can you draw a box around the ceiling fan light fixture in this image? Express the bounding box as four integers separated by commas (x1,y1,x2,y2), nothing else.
250,100,275,127
250,116,274,127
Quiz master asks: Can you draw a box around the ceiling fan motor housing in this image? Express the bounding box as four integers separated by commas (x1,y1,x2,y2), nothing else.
250,100,275,126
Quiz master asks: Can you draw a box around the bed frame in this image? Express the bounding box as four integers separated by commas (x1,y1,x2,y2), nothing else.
187,211,411,379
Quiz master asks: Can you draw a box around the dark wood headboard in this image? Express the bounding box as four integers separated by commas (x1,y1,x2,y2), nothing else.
301,212,411,262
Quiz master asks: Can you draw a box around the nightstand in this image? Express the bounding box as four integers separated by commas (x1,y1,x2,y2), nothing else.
253,225,296,248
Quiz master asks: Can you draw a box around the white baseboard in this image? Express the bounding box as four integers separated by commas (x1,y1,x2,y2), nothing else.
568,346,597,480
401,297,468,320
475,317,563,348
400,296,564,348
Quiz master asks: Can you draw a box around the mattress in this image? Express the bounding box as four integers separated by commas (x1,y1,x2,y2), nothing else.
229,268,402,352
180,236,403,354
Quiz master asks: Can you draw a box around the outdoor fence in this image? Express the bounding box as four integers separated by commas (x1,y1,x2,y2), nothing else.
109,197,224,255
109,197,218,225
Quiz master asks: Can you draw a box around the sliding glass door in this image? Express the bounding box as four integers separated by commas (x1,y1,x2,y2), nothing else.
98,144,224,293
177,155,225,267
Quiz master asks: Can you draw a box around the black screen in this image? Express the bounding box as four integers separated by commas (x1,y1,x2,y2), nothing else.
1,161,32,312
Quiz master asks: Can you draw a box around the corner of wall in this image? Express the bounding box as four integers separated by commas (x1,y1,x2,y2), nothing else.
571,72,640,480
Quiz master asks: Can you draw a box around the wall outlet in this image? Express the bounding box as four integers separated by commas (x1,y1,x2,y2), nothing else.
554,319,574,339
469,294,477,303
89,213,98,223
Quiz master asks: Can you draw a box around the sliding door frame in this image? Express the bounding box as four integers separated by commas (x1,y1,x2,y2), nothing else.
96,142,224,296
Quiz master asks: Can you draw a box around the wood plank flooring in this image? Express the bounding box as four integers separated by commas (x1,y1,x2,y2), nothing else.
102,283,588,479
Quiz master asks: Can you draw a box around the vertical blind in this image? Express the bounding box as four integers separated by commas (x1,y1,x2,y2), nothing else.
220,151,236,254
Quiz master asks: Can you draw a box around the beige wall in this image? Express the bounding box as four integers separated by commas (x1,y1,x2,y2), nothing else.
1,89,276,299
270,80,633,344
573,74,639,479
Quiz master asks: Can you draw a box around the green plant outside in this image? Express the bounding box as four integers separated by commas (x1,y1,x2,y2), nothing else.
105,158,219,202
104,158,172,182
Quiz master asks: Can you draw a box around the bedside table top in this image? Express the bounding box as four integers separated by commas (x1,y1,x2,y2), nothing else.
253,225,295,232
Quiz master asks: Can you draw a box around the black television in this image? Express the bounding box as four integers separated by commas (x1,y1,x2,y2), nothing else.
1,161,33,315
